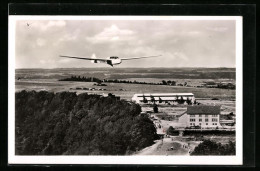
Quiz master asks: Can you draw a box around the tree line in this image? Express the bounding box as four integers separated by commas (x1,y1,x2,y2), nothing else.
58,75,178,86
15,90,158,155
59,76,102,84
104,79,177,86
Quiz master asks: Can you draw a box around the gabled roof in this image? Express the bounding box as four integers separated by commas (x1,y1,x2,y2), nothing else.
187,105,221,115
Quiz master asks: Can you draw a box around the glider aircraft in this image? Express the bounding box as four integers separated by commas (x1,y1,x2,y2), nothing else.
59,55,162,67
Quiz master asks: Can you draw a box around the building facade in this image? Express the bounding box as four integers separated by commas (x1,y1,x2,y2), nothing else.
178,105,221,128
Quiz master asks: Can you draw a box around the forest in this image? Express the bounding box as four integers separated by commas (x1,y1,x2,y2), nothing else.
15,90,158,155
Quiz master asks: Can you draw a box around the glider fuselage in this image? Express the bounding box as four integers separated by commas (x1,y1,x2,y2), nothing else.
107,56,122,65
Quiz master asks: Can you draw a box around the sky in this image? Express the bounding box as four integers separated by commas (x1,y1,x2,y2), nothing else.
14,18,236,68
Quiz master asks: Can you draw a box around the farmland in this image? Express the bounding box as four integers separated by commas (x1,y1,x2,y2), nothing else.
15,68,235,80
15,68,236,123
15,68,236,156
15,68,236,115
16,79,235,99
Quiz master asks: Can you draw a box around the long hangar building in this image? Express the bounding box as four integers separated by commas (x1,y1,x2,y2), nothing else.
132,93,195,104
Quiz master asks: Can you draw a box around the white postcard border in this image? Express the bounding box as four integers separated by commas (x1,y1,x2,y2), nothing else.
8,16,243,165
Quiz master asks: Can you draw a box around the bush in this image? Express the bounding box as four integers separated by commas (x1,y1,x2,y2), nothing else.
153,105,158,113
191,139,235,155
166,126,178,136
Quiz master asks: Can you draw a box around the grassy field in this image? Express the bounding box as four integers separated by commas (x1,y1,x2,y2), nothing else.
15,68,236,100
15,68,236,117
119,78,235,86
15,68,236,118
16,79,235,100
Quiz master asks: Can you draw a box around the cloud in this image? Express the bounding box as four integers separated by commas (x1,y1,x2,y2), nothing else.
58,58,71,63
43,20,66,31
15,20,236,68
40,60,46,64
53,29,81,46
187,31,200,35
173,52,189,61
31,20,66,31
40,59,55,64
36,38,46,47
86,24,135,43
206,26,228,32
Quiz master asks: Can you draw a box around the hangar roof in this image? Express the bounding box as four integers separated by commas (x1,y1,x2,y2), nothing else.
134,93,194,97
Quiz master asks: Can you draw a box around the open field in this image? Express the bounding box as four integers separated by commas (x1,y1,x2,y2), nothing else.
15,68,236,116
119,78,235,87
15,68,236,100
15,68,236,125
16,79,235,100
15,68,235,80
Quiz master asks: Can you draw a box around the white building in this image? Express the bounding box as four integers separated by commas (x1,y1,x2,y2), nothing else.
131,93,195,104
178,105,221,128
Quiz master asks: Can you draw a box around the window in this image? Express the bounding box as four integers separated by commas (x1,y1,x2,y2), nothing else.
212,118,218,122
190,119,195,122
206,123,208,125
212,115,218,117
199,123,201,125
205,115,208,117
190,123,193,126
199,115,202,117
205,119,208,122
199,119,202,122
190,115,195,117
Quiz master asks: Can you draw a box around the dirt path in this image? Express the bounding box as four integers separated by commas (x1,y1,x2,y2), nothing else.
134,137,191,156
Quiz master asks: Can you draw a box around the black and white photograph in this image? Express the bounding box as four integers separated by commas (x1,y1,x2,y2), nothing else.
8,16,243,165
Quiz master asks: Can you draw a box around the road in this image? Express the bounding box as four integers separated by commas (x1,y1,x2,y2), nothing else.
134,137,194,156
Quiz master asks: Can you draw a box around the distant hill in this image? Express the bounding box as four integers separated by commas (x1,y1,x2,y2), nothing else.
15,91,158,155
15,68,236,80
